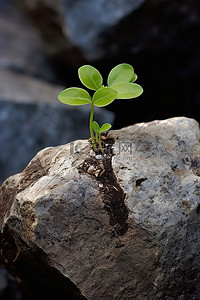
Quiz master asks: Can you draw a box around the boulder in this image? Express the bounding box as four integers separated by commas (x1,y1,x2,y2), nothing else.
0,117,200,299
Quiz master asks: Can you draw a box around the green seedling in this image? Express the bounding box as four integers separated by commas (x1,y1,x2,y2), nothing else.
92,121,112,153
58,63,143,153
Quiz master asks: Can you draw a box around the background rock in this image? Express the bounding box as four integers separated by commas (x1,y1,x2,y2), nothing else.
0,0,57,82
0,69,64,104
14,0,146,60
12,0,200,127
0,117,200,299
60,0,146,59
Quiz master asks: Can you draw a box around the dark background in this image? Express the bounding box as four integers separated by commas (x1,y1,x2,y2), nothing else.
46,0,200,129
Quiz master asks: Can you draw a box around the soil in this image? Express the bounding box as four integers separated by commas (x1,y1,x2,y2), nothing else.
80,136,129,236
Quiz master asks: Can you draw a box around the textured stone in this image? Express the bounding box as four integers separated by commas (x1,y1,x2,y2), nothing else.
0,117,200,299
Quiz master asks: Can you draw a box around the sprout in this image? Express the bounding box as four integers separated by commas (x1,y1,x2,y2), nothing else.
57,63,143,153
92,121,112,153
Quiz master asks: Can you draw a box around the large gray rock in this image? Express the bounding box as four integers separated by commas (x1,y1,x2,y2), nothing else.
0,117,200,299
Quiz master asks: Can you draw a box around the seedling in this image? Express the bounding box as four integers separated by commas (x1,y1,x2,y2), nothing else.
58,63,143,152
92,121,112,153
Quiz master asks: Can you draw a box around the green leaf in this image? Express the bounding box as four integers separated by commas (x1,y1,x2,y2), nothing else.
93,87,117,107
107,63,134,86
111,82,143,99
78,65,103,91
99,123,112,133
92,121,100,133
58,87,91,105
130,73,138,82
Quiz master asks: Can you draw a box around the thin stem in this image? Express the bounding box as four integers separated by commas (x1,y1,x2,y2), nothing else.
95,132,98,143
98,133,104,154
89,103,97,151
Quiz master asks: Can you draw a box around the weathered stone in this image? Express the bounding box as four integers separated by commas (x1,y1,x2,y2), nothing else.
0,117,200,299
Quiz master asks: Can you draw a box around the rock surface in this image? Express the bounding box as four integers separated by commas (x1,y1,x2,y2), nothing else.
0,117,200,299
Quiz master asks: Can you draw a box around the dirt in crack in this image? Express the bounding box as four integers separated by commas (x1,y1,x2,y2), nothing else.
80,138,128,236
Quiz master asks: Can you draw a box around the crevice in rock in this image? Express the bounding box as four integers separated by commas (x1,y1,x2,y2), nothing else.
191,158,200,177
136,178,147,187
196,204,200,215
80,137,129,236
0,225,87,300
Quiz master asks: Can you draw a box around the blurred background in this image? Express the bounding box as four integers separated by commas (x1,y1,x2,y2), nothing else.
0,0,199,298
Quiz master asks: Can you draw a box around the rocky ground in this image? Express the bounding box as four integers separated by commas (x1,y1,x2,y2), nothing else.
0,117,200,299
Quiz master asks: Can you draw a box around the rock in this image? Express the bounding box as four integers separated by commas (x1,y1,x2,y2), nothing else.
0,0,56,81
0,69,64,104
14,0,84,68
0,117,200,299
60,0,146,59
0,71,114,184
14,0,146,60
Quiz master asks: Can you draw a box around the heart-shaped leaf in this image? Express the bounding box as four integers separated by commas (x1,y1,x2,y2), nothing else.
130,73,138,83
111,82,143,99
107,63,134,86
92,121,100,133
99,123,112,133
78,65,103,91
93,87,117,107
58,87,91,105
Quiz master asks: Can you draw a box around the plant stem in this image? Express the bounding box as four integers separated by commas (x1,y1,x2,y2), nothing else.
90,103,97,151
98,133,104,154
95,132,98,143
